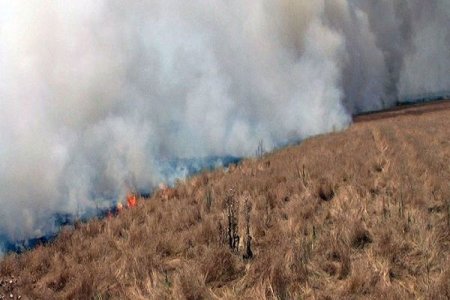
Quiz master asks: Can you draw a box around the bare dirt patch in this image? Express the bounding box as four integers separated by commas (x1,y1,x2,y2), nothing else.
354,99,450,123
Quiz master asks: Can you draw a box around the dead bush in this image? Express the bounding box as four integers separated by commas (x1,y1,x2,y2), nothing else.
317,179,335,202
350,225,372,249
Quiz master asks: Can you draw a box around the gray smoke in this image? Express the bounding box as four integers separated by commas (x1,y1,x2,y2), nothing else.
0,0,449,247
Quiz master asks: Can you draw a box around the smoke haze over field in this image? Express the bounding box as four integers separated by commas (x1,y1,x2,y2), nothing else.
0,0,449,246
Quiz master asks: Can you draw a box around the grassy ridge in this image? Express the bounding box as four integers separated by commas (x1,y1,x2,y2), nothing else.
1,103,449,299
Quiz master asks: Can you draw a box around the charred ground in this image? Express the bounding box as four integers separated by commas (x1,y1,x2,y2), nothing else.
1,101,449,299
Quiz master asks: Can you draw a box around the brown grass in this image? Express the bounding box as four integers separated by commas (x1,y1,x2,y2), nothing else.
1,102,449,299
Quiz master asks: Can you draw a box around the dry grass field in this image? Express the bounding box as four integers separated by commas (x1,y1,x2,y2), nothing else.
1,101,449,299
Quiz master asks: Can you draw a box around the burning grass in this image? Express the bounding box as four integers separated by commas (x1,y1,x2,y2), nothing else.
1,103,449,299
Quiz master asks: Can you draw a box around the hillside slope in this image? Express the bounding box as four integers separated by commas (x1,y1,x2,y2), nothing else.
1,102,449,299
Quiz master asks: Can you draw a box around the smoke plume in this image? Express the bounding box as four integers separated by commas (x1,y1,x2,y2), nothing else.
0,1,449,249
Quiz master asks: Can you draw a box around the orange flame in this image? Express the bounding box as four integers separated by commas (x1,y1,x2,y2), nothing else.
126,192,137,208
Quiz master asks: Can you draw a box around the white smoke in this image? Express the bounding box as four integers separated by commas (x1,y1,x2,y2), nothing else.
0,0,449,245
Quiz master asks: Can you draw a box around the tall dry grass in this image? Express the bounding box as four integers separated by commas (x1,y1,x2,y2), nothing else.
1,102,449,299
